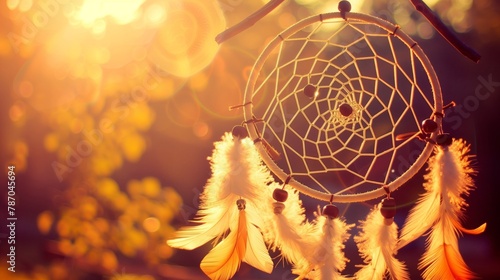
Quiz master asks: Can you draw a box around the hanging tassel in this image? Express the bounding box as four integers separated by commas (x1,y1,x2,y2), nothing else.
261,182,309,266
293,204,353,280
354,197,409,280
200,199,273,280
398,137,486,279
167,126,275,279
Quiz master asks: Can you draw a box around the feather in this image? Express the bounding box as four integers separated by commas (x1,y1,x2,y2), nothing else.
200,202,273,280
418,139,486,280
168,132,274,249
200,132,274,207
167,198,236,249
261,183,309,266
169,131,274,279
243,215,274,274
419,214,474,280
354,204,409,280
399,139,486,279
397,170,441,250
293,208,353,280
200,206,248,280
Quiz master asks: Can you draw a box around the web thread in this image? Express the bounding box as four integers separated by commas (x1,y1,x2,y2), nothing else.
245,14,440,200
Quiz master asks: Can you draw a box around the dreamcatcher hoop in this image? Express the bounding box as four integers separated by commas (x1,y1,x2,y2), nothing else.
243,11,443,203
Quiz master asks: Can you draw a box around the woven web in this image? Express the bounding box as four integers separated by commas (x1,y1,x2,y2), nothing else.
250,18,436,196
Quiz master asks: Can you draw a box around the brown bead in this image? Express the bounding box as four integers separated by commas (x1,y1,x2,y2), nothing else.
303,84,317,98
236,199,246,210
384,217,394,226
273,188,288,202
322,204,339,219
421,119,438,134
339,103,353,117
436,133,453,146
338,0,352,13
380,197,396,219
232,125,248,139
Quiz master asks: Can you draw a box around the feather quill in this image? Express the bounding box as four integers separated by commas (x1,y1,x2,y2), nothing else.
293,208,353,280
398,139,486,279
355,204,409,280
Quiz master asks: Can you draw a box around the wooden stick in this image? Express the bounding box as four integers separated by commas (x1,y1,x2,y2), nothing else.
215,0,285,44
409,0,480,63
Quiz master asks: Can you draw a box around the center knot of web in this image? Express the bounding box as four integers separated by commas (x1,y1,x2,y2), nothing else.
330,100,362,126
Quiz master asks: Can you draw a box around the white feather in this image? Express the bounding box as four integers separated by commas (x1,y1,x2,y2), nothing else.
261,183,309,266
355,204,409,280
200,133,274,207
293,209,353,280
168,132,274,249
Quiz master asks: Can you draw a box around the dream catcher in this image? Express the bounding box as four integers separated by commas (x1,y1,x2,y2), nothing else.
168,1,486,279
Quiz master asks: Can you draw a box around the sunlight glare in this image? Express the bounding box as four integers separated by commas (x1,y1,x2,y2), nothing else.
74,0,145,26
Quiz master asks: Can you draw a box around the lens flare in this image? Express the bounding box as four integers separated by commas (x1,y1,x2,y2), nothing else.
148,0,226,78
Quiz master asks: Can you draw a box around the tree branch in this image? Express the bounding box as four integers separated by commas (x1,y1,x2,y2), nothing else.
409,0,480,63
215,0,285,44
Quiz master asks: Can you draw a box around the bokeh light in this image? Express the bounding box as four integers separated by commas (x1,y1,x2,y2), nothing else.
148,0,226,78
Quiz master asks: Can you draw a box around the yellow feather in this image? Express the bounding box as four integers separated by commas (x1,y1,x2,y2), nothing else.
419,215,475,280
243,219,274,274
412,139,486,280
397,155,442,250
200,210,248,280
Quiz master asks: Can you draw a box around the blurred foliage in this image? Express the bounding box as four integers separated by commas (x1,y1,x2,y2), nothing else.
46,177,182,271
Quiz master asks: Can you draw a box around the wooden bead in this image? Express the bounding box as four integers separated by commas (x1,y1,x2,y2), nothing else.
421,119,438,134
322,204,339,219
303,84,317,98
338,0,352,13
273,188,288,202
232,125,248,139
436,133,453,146
339,103,353,117
384,217,394,226
380,197,396,219
236,199,246,210
273,202,285,214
